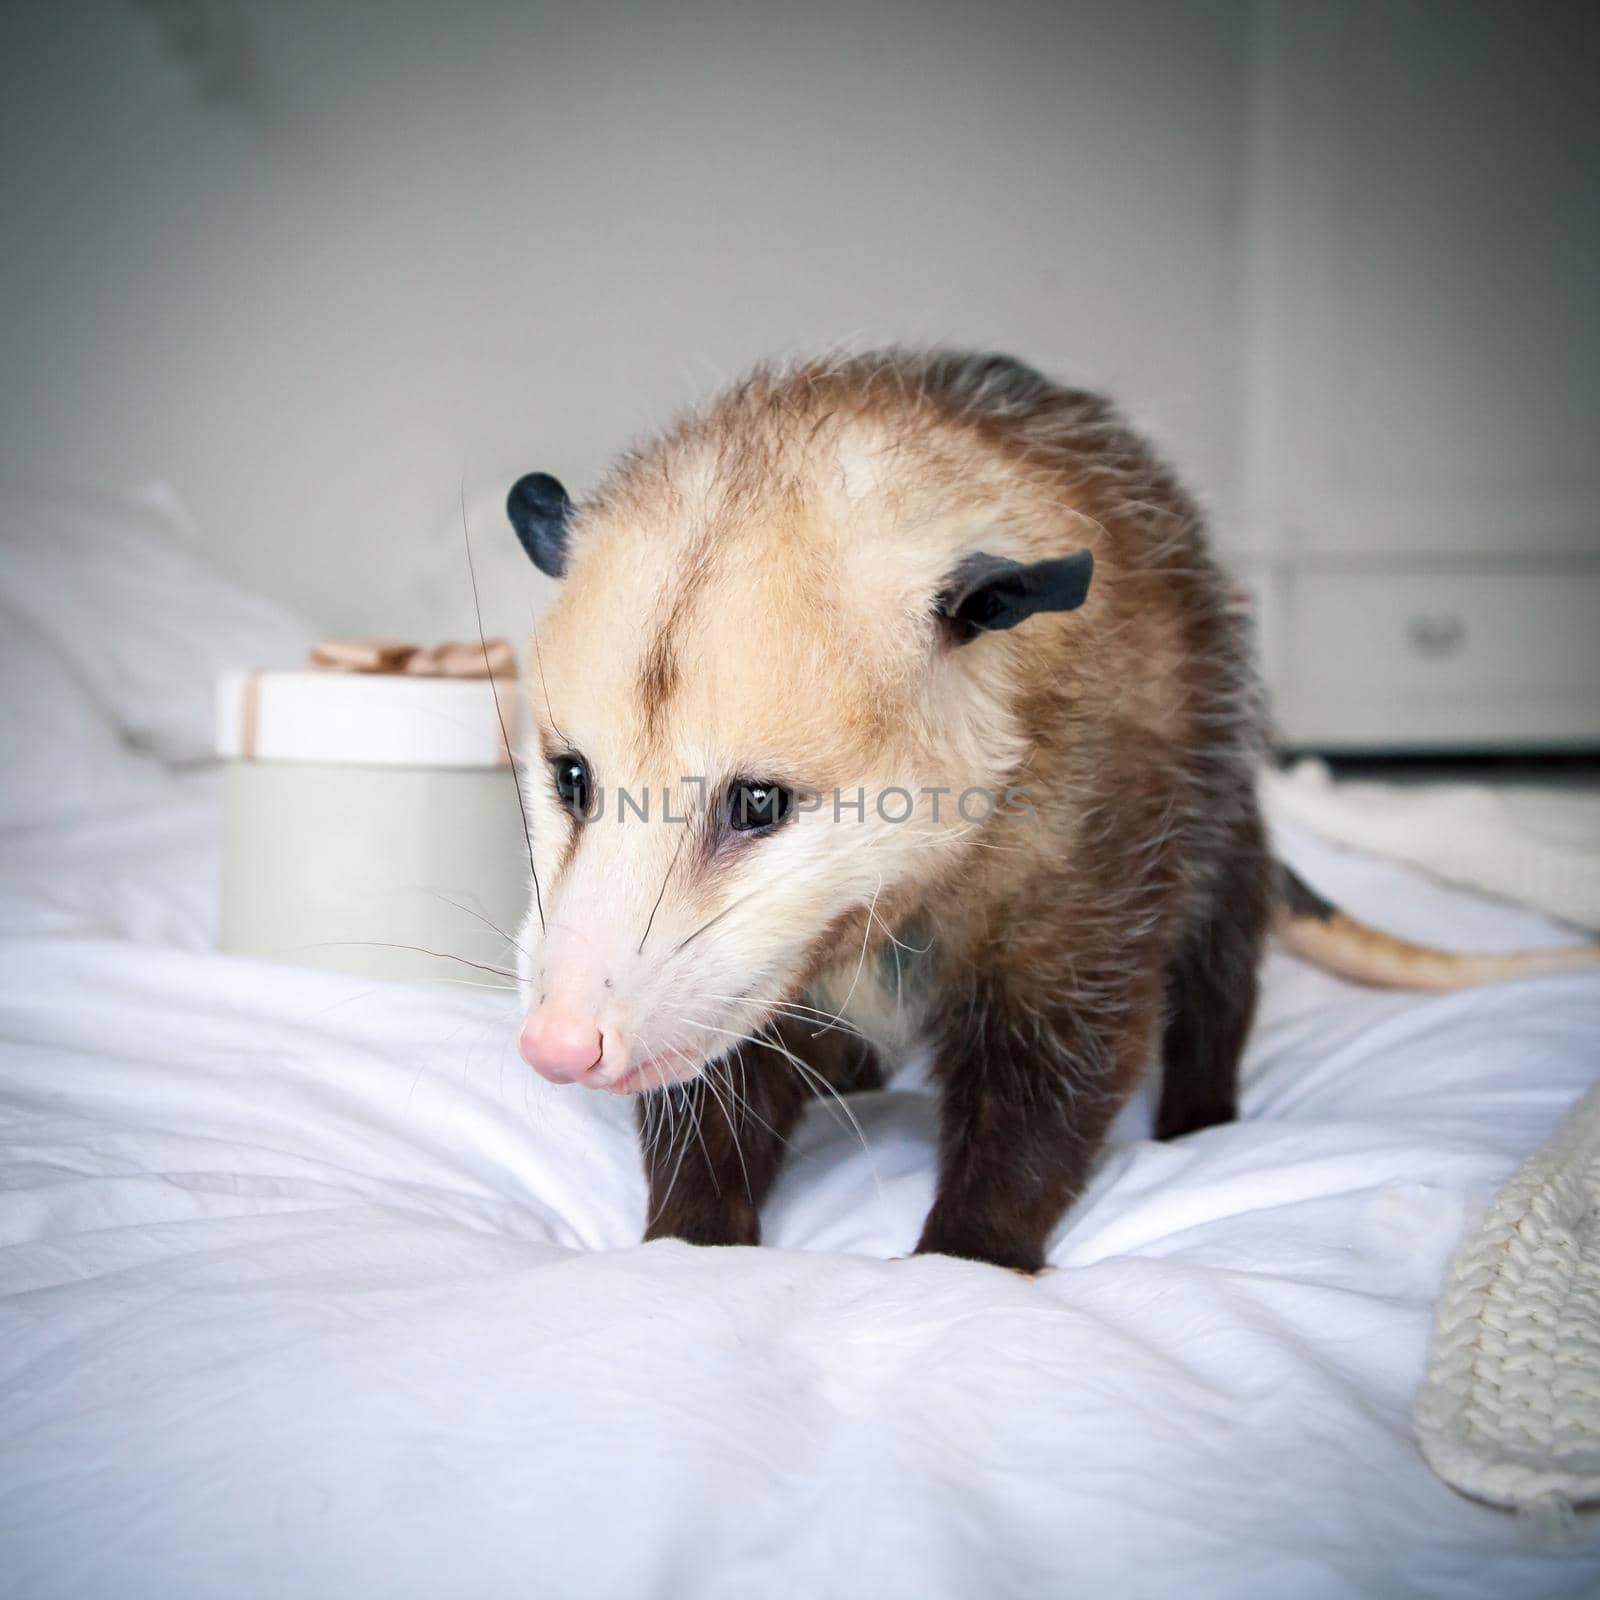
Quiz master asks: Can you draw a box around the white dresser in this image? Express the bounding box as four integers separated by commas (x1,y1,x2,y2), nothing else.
1228,1,1600,751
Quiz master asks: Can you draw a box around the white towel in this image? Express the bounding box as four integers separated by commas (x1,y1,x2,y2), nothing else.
1262,760,1600,933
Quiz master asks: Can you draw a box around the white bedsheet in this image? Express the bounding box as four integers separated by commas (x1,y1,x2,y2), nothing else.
2,777,1597,1600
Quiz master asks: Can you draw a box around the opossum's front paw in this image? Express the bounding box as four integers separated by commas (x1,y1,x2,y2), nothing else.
890,1252,1056,1280
643,1195,761,1248
913,1215,1050,1276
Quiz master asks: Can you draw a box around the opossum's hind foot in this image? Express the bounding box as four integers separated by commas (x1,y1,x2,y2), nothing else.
1157,822,1271,1141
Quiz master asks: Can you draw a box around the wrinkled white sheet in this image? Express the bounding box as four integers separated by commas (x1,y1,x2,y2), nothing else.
2,786,1598,1596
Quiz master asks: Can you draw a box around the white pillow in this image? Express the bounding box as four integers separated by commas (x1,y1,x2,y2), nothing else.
0,485,314,764
0,597,168,829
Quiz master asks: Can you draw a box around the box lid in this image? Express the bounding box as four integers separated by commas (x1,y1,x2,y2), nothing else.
216,668,520,768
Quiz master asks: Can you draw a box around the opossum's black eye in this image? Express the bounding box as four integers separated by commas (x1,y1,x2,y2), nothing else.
552,753,592,819
728,780,793,834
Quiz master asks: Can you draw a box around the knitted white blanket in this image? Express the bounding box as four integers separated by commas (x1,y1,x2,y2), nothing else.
1415,1083,1600,1524
1262,761,1600,933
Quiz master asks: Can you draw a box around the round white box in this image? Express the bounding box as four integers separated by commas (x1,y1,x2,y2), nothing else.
216,669,531,986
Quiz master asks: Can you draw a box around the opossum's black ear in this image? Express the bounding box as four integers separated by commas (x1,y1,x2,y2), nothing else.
937,550,1094,644
507,472,572,578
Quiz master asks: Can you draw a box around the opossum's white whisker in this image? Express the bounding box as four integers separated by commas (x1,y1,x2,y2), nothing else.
870,917,934,959
529,622,569,750
823,875,882,1036
670,1009,875,1173
667,886,766,960
750,1021,888,1211
309,940,519,981
697,1053,753,1201
639,829,689,955
461,480,543,932
686,1078,718,1198
426,889,530,961
689,990,872,1044
718,1046,798,1153
645,1078,698,1232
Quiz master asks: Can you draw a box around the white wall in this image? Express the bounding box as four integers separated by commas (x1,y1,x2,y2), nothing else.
0,0,1252,646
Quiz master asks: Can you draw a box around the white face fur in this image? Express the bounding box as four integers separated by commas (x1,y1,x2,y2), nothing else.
510,429,1069,1096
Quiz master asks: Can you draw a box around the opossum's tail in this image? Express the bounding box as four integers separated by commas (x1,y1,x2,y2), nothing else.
1276,865,1600,992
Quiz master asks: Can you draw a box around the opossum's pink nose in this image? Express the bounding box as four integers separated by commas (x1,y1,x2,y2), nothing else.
519,1013,605,1085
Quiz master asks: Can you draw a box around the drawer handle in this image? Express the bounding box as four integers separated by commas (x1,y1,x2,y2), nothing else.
1406,612,1465,658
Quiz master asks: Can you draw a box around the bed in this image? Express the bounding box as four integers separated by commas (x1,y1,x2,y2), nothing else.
2,490,1597,1597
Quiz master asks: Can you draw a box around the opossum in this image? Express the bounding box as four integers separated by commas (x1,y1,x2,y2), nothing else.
502,349,1599,1273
